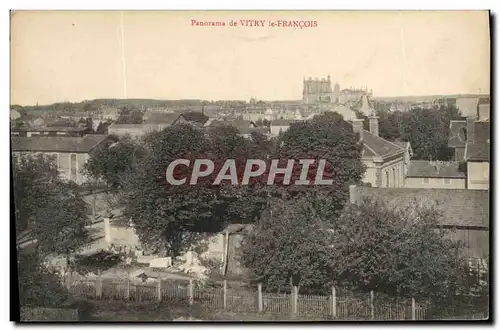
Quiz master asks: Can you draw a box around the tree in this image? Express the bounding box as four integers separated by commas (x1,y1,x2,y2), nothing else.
122,125,227,256
17,249,72,309
182,111,209,125
116,107,143,124
83,135,146,190
331,199,463,299
376,108,403,141
399,105,462,160
13,154,90,257
241,197,336,294
272,112,365,211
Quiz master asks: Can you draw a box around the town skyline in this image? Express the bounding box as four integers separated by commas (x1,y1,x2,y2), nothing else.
11,11,490,106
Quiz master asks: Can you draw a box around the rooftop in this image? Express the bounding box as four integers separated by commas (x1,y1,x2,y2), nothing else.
11,134,109,153
466,142,490,162
407,160,466,179
361,130,405,159
143,113,182,125
271,119,299,126
11,126,89,133
349,186,489,227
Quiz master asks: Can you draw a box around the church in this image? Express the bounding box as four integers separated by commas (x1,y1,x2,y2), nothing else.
302,75,340,104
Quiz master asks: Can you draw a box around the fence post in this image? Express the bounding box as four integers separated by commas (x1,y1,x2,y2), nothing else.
126,279,130,300
223,280,227,310
370,290,374,320
411,297,416,320
96,277,102,299
258,283,263,313
331,286,337,319
189,279,194,305
157,279,162,301
293,286,298,317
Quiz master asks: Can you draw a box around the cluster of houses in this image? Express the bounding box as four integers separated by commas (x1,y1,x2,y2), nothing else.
12,93,490,278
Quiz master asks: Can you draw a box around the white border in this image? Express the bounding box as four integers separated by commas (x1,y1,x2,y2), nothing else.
3,1,498,330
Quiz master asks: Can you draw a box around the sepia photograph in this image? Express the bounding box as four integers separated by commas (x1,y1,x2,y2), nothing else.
10,9,491,322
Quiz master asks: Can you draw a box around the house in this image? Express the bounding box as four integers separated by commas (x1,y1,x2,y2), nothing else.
11,134,110,184
143,113,188,132
455,97,479,118
11,126,90,138
394,141,413,175
10,109,21,120
349,185,489,261
477,97,490,121
108,124,146,138
465,120,490,190
448,120,467,161
352,95,407,188
98,107,121,121
270,119,298,136
206,119,269,138
405,160,466,189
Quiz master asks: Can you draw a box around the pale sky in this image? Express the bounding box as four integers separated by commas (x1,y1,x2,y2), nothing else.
11,10,490,106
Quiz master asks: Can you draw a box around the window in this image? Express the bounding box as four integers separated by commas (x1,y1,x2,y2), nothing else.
423,178,429,184
70,153,77,181
392,169,396,188
385,172,389,187
444,178,451,185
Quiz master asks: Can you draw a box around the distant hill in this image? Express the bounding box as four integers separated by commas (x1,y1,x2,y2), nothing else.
373,94,490,103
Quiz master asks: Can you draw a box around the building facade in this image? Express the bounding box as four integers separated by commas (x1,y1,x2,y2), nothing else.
352,96,407,188
405,160,466,189
11,134,109,184
302,76,336,104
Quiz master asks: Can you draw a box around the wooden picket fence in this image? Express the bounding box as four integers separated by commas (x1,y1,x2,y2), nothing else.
67,277,431,320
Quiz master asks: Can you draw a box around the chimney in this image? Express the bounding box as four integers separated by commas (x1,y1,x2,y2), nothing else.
352,118,364,141
369,115,379,136
466,117,476,143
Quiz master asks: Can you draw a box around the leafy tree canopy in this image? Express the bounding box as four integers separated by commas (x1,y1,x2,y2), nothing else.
13,154,90,257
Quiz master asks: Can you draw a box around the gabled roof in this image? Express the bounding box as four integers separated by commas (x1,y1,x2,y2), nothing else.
143,113,182,125
108,123,144,129
478,97,490,105
465,121,490,162
407,160,466,179
206,119,269,135
448,120,467,148
466,142,490,162
473,121,490,144
11,134,109,153
361,130,404,159
349,186,489,227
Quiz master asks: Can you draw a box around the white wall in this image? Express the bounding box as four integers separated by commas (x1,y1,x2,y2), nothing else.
468,161,489,190
406,177,466,189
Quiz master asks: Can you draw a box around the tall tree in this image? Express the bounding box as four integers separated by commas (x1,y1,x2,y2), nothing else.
83,135,146,190
332,199,464,299
272,112,365,211
116,107,143,124
13,154,90,257
399,105,462,160
241,197,336,294
122,125,226,256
